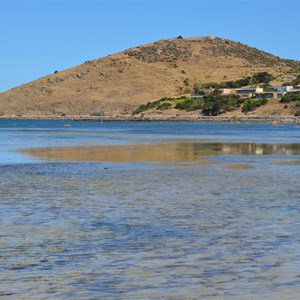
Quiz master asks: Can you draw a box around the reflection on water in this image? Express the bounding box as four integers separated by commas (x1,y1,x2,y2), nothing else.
23,141,300,162
273,160,300,166
157,161,221,167
224,163,255,169
1,121,300,299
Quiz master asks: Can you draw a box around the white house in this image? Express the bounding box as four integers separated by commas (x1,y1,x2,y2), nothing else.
272,86,293,93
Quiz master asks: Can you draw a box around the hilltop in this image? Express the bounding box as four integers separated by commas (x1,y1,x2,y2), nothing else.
0,36,300,118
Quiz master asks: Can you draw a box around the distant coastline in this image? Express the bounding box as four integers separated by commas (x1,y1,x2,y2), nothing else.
0,114,299,124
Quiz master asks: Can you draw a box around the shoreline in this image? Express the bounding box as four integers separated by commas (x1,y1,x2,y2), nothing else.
0,114,299,124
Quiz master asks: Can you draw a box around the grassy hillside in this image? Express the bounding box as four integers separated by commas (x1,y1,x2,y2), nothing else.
0,36,299,118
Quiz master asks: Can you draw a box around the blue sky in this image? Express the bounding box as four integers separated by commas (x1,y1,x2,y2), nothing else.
1,0,299,92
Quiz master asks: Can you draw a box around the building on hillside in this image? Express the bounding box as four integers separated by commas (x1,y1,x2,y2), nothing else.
287,89,300,95
188,95,204,101
220,89,236,96
236,87,263,98
254,92,276,99
272,86,293,93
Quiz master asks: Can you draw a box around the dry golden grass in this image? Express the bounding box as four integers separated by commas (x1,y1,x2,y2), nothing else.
0,36,299,118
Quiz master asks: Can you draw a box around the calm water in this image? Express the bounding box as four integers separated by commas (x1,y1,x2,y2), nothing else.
1,120,300,299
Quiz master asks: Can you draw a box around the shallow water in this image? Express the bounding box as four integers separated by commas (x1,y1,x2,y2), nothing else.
1,121,300,299
22,141,300,163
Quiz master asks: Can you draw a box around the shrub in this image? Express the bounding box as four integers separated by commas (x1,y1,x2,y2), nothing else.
219,76,250,89
193,82,204,95
220,81,239,88
280,93,300,103
132,96,188,114
175,100,194,110
237,98,247,105
202,82,220,89
157,102,172,110
133,101,157,114
242,100,257,114
251,72,274,84
256,98,268,106
241,98,268,114
183,79,189,86
188,101,203,111
235,77,251,87
174,99,203,111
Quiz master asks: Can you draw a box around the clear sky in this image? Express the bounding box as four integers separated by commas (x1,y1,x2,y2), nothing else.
1,0,299,92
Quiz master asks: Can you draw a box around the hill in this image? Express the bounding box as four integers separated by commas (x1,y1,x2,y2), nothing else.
0,36,300,118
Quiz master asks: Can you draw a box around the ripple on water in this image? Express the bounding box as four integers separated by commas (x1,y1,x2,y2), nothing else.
1,141,300,298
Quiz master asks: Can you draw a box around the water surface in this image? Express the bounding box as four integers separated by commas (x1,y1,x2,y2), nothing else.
1,121,300,299
22,141,300,163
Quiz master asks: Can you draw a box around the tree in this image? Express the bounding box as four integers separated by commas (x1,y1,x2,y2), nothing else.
280,93,300,103
193,82,204,95
251,72,274,84
242,100,257,114
235,77,251,87
202,82,220,89
202,94,229,116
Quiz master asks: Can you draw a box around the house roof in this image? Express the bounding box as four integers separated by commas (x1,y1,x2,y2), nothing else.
236,88,256,93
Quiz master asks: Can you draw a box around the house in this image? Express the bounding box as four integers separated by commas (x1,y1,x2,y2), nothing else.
287,89,300,95
188,95,204,101
220,88,236,96
272,86,293,93
236,87,263,98
254,92,276,99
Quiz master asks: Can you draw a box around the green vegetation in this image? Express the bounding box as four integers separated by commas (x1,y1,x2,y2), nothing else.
251,72,274,84
242,98,268,114
133,96,188,114
133,93,269,116
157,102,172,110
201,82,220,89
193,83,205,95
133,96,205,114
219,77,251,88
133,72,274,116
202,94,247,116
193,72,275,91
133,101,158,114
280,93,300,103
175,99,203,111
